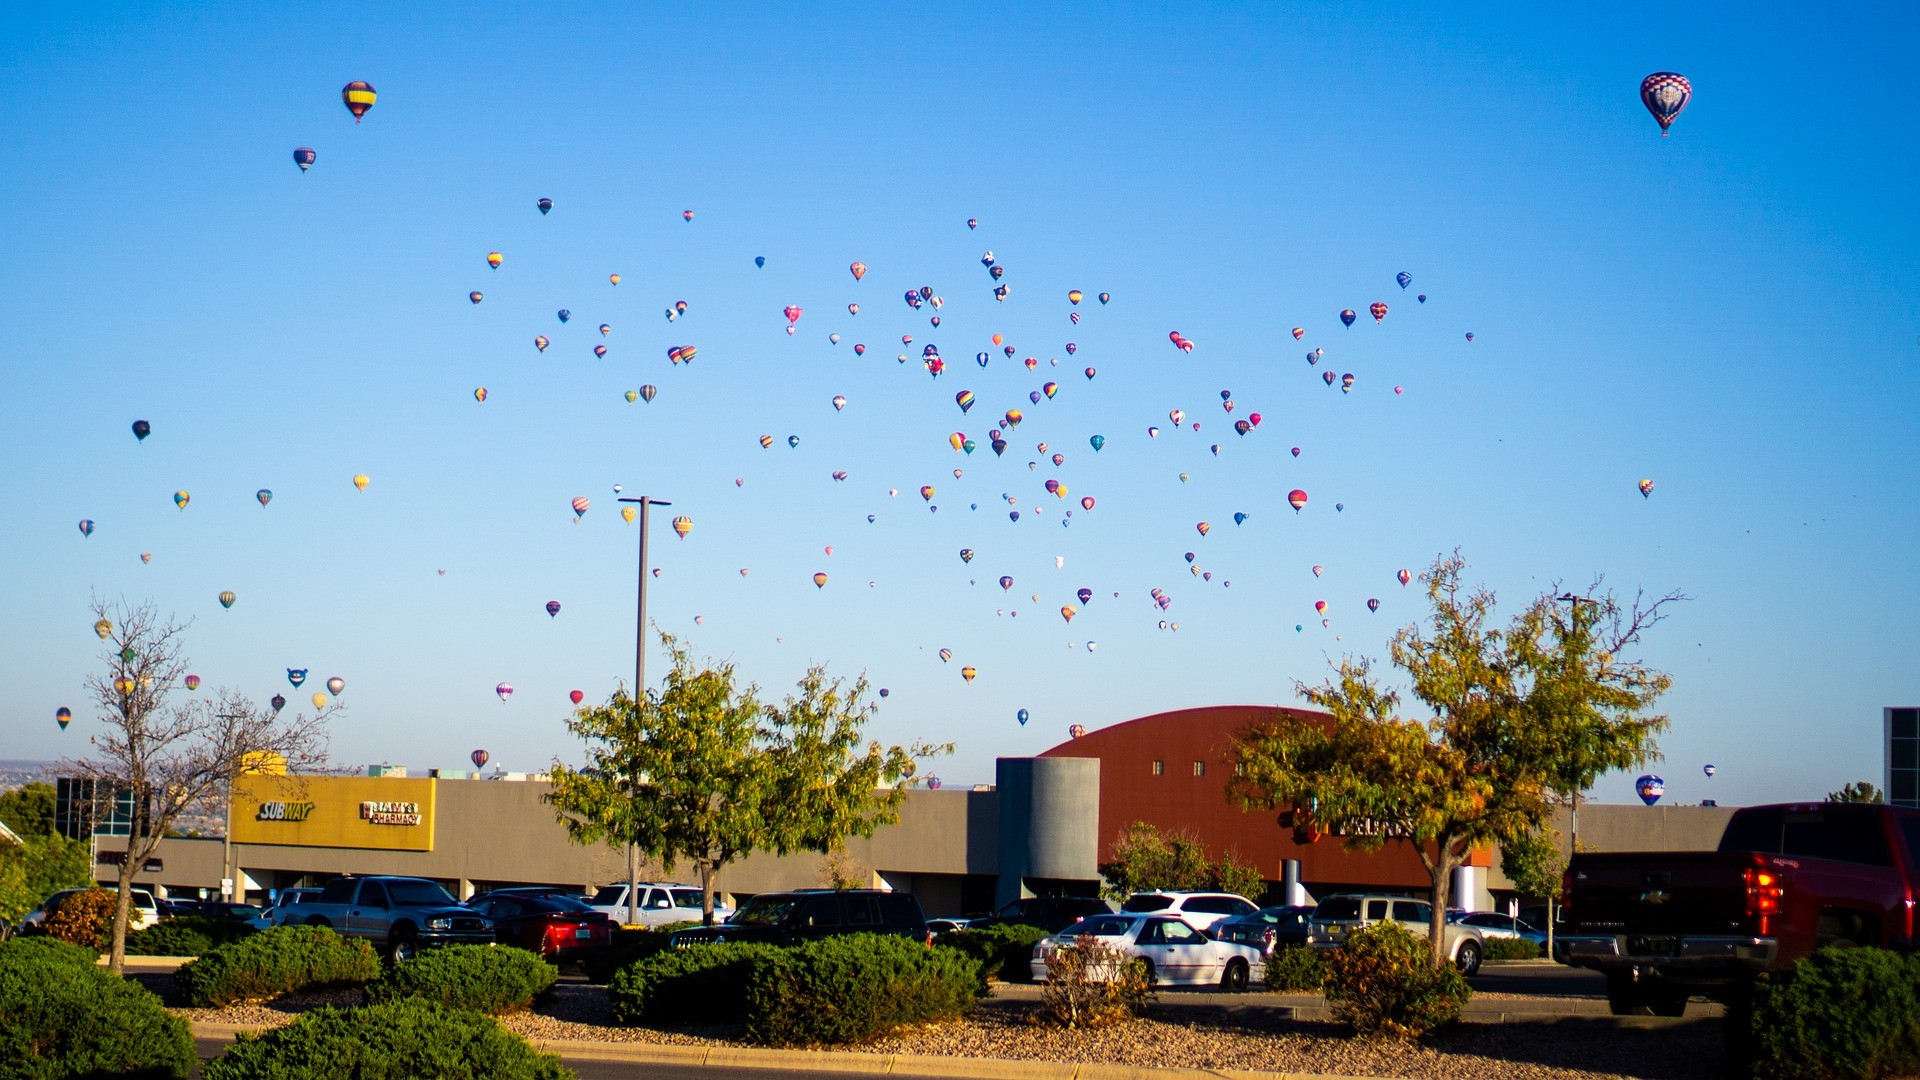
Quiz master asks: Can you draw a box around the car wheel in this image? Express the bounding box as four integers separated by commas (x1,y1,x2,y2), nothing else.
1454,939,1481,976
1220,958,1249,992
389,930,418,963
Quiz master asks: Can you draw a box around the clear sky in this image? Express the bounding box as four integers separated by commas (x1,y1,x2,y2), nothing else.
4,2,1916,808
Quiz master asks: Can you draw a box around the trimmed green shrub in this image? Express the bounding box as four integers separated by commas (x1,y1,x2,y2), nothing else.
1035,935,1153,1028
176,924,379,1007
1749,946,1920,1080
608,941,786,1025
1264,944,1327,991
125,914,257,957
201,997,572,1080
45,887,116,947
934,923,1048,984
367,944,558,1014
1482,937,1543,961
1322,921,1471,1039
743,933,981,1045
0,934,100,967
0,941,195,1078
584,924,673,985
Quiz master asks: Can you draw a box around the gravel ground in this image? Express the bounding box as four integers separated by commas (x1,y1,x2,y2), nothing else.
160,975,1729,1080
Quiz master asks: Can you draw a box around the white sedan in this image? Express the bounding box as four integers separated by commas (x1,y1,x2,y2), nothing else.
1029,913,1267,990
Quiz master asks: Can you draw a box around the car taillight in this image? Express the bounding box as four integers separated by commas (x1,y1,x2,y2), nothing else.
1745,858,1786,934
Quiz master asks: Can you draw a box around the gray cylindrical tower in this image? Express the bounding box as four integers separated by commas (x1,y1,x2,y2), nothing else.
995,756,1101,908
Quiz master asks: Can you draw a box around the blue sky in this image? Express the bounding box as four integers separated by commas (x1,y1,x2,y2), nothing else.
4,2,1916,807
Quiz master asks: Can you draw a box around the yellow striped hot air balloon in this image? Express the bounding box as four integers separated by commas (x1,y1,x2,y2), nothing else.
671,515,692,539
341,81,376,122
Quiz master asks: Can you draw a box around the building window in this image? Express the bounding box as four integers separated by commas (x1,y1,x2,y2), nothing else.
1151,760,1164,776
1192,761,1206,777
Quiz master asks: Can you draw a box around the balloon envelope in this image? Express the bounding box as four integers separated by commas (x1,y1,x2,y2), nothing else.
495,682,514,702
326,676,345,695
132,419,151,441
472,749,490,769
56,707,71,730
570,690,585,705
1635,774,1666,805
341,80,376,121
293,147,316,170
1639,72,1692,134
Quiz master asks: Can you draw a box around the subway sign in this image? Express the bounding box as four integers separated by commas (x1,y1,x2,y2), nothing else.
232,775,435,851
256,801,315,822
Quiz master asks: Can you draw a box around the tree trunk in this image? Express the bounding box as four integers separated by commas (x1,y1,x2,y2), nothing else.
699,861,717,926
1423,839,1464,970
109,854,136,975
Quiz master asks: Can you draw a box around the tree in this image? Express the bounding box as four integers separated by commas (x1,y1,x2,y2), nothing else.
1096,821,1265,902
69,599,334,973
1227,553,1679,967
0,831,91,926
0,782,58,837
545,634,947,924
1826,781,1884,804
1500,826,1568,958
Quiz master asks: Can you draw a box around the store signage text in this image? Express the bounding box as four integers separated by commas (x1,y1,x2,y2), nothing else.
256,801,315,822
360,800,422,826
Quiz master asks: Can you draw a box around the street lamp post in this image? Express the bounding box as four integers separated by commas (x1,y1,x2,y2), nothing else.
1554,593,1597,852
615,495,669,928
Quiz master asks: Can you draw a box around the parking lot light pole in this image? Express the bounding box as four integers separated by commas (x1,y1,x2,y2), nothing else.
615,495,669,928
1554,592,1598,853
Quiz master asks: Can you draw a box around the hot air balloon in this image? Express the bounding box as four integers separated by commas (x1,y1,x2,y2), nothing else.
960,666,977,683
545,601,561,618
326,676,345,695
1067,290,1083,306
1367,598,1381,612
341,81,376,122
1016,708,1029,726
849,261,867,281
287,669,307,687
252,488,273,509
56,707,71,730
534,335,549,353
1195,521,1211,536
1060,605,1076,623
571,497,590,519
783,305,802,328
1465,332,1475,342
1639,72,1692,135
486,251,503,269
557,309,571,324
1370,302,1388,323
1396,272,1412,290
1069,724,1086,739
470,749,490,770
1703,763,1717,778
311,692,327,710
1638,479,1656,498
77,519,94,538
1340,309,1357,327
620,506,637,523
1287,489,1308,512
469,291,483,305
920,485,936,502
671,515,692,539
130,419,153,443
832,395,847,412
1635,774,1665,805
269,694,285,713
812,572,829,589
173,490,190,510
217,590,235,609
1398,569,1412,586
998,575,1014,591
939,648,952,663
293,147,316,171
1314,600,1328,616
495,682,514,702
1341,373,1356,393
537,198,553,214
599,323,611,336
683,210,694,222
185,675,201,691
624,390,639,405
570,689,585,705
636,384,657,404
1080,496,1095,510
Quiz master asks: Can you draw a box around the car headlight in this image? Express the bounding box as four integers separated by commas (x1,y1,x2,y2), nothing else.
426,918,451,930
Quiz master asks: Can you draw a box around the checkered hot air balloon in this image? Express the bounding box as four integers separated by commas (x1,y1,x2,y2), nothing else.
1639,72,1691,136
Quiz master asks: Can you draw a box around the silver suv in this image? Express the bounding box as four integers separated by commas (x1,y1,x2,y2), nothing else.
1119,891,1261,931
590,882,728,927
1308,894,1484,975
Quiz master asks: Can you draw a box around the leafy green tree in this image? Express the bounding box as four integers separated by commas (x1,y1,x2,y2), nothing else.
1228,553,1679,966
1096,821,1265,902
0,830,92,924
0,782,58,837
1500,826,1568,956
546,634,947,923
70,599,334,974
1826,781,1884,804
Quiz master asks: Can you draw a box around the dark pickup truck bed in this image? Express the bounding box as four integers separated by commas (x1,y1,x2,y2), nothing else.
1561,802,1920,1016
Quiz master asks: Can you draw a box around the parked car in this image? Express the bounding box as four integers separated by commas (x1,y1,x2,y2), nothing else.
269,887,322,926
465,892,611,968
1119,891,1260,931
1030,912,1267,990
1308,894,1485,975
277,876,493,960
21,886,160,933
478,886,592,903
669,889,928,948
966,895,1115,933
1211,904,1317,956
590,882,728,927
1563,801,1920,1016
926,917,973,935
1450,911,1547,953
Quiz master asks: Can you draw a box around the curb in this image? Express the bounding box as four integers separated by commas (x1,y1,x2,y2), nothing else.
190,1022,1366,1080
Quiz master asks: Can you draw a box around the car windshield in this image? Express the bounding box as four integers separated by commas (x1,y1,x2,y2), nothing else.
1314,898,1362,921
1061,916,1134,938
732,895,800,926
670,889,705,909
387,880,456,906
1121,895,1174,913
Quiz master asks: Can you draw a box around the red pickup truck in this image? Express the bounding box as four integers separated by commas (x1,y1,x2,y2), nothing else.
1561,802,1920,1016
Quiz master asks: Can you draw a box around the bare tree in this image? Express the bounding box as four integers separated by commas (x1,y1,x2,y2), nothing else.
69,599,334,973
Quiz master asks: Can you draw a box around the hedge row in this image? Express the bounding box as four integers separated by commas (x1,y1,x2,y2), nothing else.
176,924,380,1007
933,923,1048,986
125,914,258,957
607,940,785,1025
1746,946,1920,1079
367,944,558,1014
202,998,572,1080
0,936,196,1078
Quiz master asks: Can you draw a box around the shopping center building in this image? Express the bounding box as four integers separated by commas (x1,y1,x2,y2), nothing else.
90,705,1734,916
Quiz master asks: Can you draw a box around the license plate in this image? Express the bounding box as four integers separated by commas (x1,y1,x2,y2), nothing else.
575,927,592,939
1627,936,1677,955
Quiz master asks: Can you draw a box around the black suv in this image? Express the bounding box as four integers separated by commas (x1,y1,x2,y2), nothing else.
967,895,1114,933
668,889,928,948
